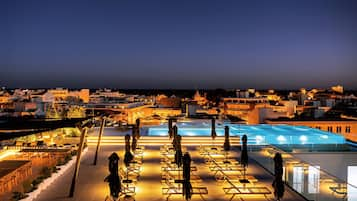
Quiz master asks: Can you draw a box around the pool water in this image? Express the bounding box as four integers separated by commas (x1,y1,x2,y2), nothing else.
147,124,346,145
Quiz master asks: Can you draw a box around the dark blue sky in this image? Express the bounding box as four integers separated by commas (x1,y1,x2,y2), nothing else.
1,0,357,89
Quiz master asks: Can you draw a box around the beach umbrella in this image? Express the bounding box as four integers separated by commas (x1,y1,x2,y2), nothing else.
223,126,230,151
173,125,178,139
240,134,248,182
135,118,141,139
272,153,285,201
135,118,140,128
108,152,120,174
124,135,134,183
131,136,137,152
274,153,284,176
136,126,141,139
240,134,248,167
168,118,173,139
172,125,178,148
211,118,217,140
174,135,183,167
131,125,139,140
182,152,193,201
105,152,121,199
132,126,139,140
223,126,230,162
124,134,134,167
131,126,136,139
131,126,138,152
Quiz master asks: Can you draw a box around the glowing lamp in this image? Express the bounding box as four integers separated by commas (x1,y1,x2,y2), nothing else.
300,135,308,142
277,135,286,142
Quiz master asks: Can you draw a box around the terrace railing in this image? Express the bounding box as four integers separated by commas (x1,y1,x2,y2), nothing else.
250,145,357,201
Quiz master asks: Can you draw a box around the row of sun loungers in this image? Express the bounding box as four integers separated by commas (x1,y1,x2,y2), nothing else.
162,187,208,201
120,146,145,196
223,186,271,201
160,145,187,155
160,145,208,201
200,145,272,201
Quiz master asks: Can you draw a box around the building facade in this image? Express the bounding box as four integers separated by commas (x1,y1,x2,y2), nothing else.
0,160,32,195
266,120,357,143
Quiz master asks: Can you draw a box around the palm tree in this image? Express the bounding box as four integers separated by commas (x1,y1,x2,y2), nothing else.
168,118,173,139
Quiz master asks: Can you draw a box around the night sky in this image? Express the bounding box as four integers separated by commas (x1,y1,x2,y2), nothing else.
1,0,357,89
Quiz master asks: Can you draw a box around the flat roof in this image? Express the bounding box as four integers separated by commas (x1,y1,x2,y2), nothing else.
0,160,31,178
21,148,71,152
267,118,357,122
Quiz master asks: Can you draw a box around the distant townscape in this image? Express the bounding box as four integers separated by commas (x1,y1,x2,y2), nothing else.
1,85,357,140
3,0,357,200
1,85,357,201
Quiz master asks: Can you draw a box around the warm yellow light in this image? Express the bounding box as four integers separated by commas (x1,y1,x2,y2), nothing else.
0,150,19,160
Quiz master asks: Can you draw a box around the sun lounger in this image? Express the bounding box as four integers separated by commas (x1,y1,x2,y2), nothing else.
120,168,140,180
161,154,175,161
208,159,239,166
126,165,141,173
223,186,271,201
216,174,257,183
208,162,240,169
162,186,208,201
161,166,197,172
121,185,136,196
329,185,347,196
199,145,223,151
162,173,202,183
210,165,244,172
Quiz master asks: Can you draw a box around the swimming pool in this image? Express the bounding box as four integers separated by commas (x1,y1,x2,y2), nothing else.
147,123,346,145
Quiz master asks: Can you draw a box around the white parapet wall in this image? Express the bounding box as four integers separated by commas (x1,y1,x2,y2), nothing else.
21,148,88,201
87,136,243,146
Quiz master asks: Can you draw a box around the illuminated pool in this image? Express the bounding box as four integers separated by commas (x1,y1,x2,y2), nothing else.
147,124,346,145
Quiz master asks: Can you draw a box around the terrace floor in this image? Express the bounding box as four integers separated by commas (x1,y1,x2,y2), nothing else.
34,145,305,201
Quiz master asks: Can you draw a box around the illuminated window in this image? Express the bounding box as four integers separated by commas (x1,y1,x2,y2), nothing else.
346,126,351,133
293,166,304,193
336,126,342,133
348,166,357,201
308,166,320,194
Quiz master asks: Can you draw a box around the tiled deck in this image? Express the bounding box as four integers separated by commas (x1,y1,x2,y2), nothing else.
34,145,305,201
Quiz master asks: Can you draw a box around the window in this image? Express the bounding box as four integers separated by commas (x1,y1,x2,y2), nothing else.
346,126,351,133
293,166,304,193
336,126,342,133
308,166,320,194
316,126,321,130
327,126,333,132
348,166,357,201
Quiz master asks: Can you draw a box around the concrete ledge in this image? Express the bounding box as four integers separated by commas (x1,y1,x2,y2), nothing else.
87,136,243,146
21,148,88,201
